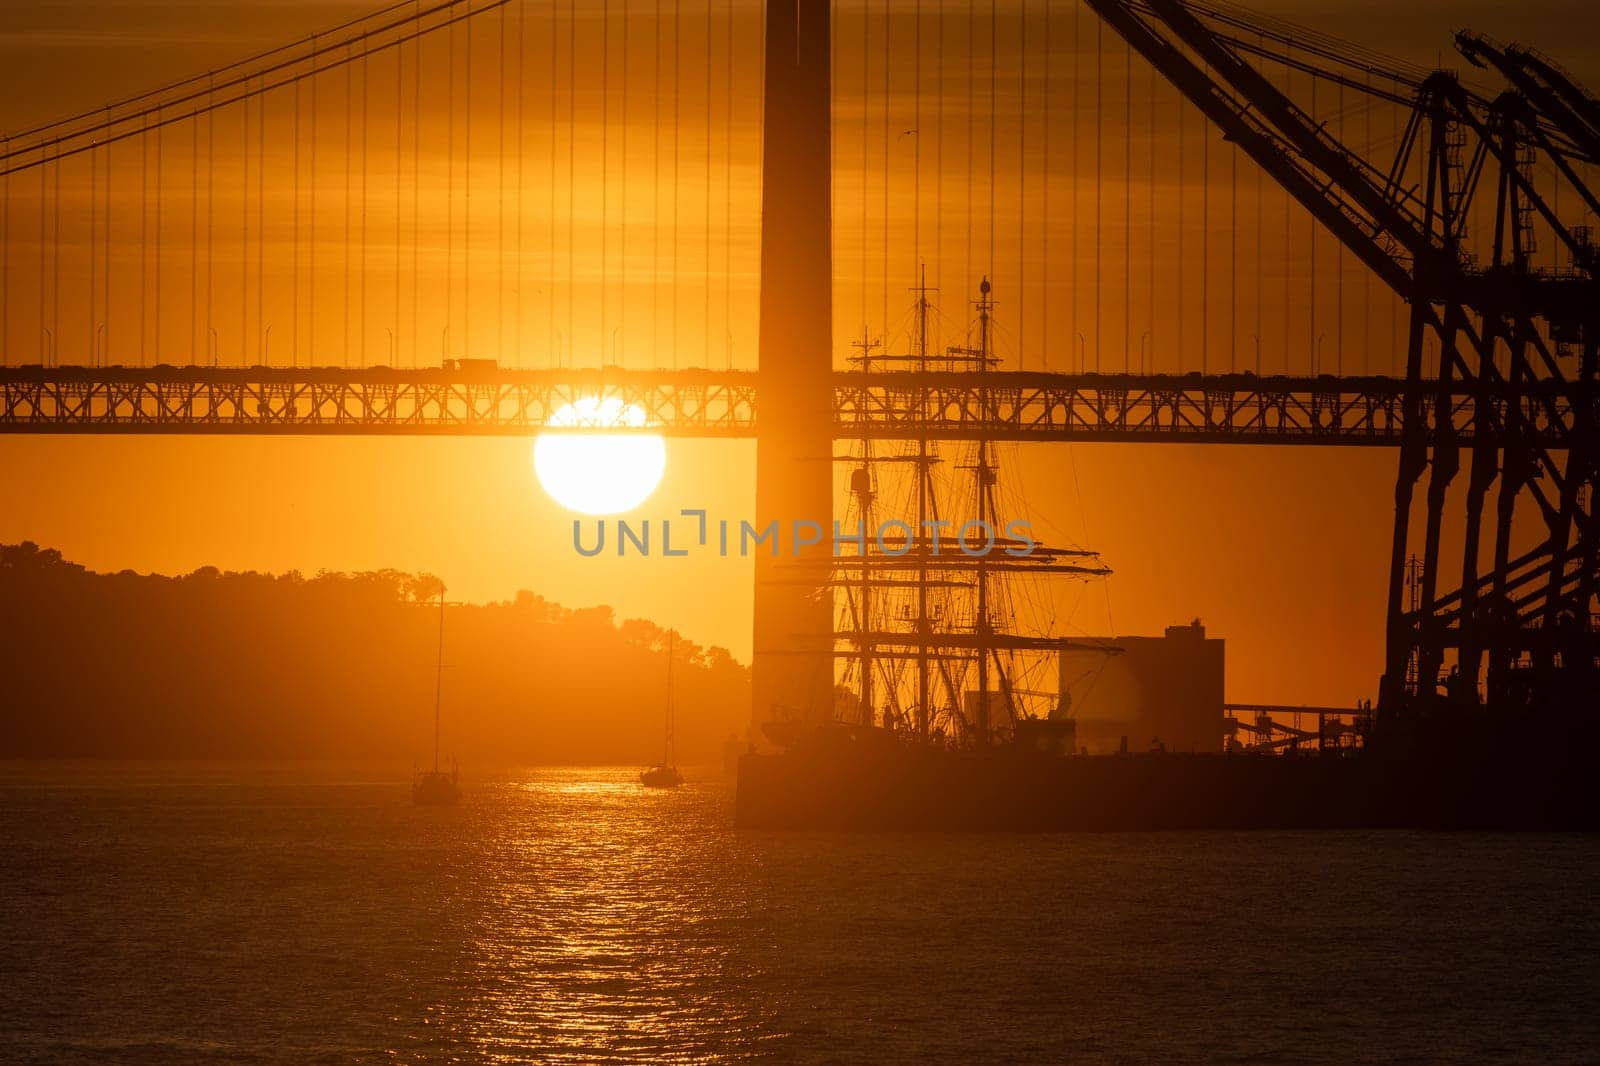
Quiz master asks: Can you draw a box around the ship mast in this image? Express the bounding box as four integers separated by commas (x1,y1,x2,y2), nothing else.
973,278,994,745
914,265,933,737
849,328,879,728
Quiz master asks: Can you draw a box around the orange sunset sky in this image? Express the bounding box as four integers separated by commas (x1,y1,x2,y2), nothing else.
2,0,1595,707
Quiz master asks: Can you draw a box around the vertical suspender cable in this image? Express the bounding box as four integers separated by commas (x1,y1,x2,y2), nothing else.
723,0,732,367
884,0,892,338
43,148,53,361
2,137,7,364
106,116,113,358
1147,54,1154,371
832,0,844,340
671,0,679,367
207,81,216,362
446,20,454,361
465,13,474,358
758,0,764,347
831,0,837,343
704,0,712,365
258,89,266,361
544,0,556,363
863,0,871,334
1363,70,1371,374
515,0,526,363
935,0,942,301
1390,74,1397,373
1201,63,1208,374
104,120,111,361
550,0,559,363
1176,63,1183,367
914,0,922,289
90,139,98,363
600,0,609,362
242,92,250,363
653,0,662,365
39,148,47,362
1308,74,1315,372
966,0,973,304
344,51,353,365
499,3,507,362
1336,78,1343,374
1281,59,1290,371
53,146,59,362
140,121,148,364
1018,0,1026,365
156,120,164,362
33,152,44,363
103,114,112,358
569,0,577,366
361,48,370,366
620,0,630,365
414,22,424,365
1040,0,1049,369
311,43,319,364
192,105,199,361
393,35,402,367
293,76,301,364
1255,30,1262,373
988,0,995,283
1093,17,1100,370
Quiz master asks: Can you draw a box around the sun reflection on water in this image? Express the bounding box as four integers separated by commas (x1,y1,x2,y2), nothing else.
418,768,775,1061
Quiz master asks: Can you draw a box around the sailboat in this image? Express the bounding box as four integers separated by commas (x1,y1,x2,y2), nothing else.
413,583,461,806
639,630,683,788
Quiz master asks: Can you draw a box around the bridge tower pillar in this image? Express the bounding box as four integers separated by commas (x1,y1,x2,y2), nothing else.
751,0,835,740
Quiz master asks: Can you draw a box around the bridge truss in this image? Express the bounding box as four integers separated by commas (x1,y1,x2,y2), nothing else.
0,365,1583,446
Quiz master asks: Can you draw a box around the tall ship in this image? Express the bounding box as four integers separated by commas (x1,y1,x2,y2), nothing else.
827,274,1118,758
735,278,1599,832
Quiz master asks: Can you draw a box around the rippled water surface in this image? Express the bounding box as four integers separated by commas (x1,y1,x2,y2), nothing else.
1,764,1596,1063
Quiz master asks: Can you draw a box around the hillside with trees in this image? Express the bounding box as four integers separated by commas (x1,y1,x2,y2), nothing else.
0,542,748,765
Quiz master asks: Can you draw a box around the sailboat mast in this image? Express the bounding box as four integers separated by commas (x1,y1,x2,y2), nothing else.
433,584,445,773
665,629,676,765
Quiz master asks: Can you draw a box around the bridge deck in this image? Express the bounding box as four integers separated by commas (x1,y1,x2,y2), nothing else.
0,365,1578,445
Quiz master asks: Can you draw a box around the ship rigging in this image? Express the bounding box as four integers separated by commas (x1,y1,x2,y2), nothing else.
828,275,1119,750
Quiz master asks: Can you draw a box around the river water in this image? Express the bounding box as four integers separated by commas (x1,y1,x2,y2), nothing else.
0,764,1595,1063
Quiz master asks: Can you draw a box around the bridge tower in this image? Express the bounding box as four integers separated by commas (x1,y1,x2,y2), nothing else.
751,0,835,739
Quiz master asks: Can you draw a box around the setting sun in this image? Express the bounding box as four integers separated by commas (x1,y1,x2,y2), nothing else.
534,398,667,515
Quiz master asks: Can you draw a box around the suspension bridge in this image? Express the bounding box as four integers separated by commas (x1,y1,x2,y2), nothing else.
0,0,1593,723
